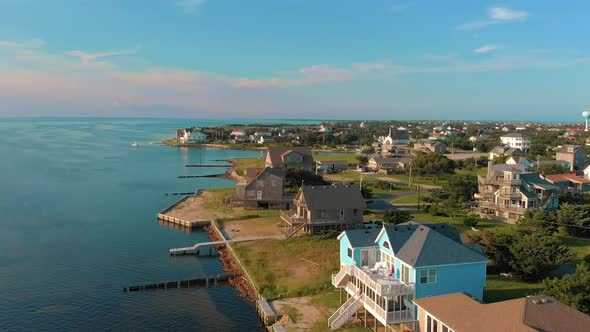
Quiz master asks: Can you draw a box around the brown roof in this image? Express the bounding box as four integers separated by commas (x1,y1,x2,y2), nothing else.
544,173,590,184
414,293,590,332
266,146,314,167
300,185,366,210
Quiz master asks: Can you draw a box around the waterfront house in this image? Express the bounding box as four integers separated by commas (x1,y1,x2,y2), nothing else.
256,135,274,144
265,146,315,172
234,167,286,209
475,162,559,223
280,185,365,236
414,293,590,332
555,145,588,171
176,127,208,144
544,173,590,194
329,222,488,331
413,140,447,154
500,132,531,152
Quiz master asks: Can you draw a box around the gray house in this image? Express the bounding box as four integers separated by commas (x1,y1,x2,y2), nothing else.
555,145,588,171
281,185,365,236
234,167,286,209
265,146,315,172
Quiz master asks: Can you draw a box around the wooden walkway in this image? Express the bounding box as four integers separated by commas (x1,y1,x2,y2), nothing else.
169,235,284,255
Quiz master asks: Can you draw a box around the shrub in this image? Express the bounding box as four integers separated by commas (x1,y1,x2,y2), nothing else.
463,216,481,227
584,254,590,264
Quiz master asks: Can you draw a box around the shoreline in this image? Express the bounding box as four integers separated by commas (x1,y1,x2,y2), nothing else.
204,225,259,302
215,158,242,182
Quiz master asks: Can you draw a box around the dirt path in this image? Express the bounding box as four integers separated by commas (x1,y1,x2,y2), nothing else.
272,297,329,331
223,217,283,239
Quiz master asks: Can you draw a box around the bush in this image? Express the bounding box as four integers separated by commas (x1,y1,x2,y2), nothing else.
382,210,413,225
463,216,481,227
584,254,590,264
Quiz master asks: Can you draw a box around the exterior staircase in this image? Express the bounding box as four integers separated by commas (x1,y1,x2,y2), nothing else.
331,265,352,288
285,222,306,238
327,292,363,330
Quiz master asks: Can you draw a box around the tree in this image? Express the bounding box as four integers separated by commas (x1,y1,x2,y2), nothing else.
284,169,329,189
542,262,590,314
360,184,373,199
410,153,456,178
463,216,482,227
382,210,413,224
508,232,573,281
518,210,557,233
480,231,517,273
531,163,568,175
445,174,478,203
356,155,368,165
557,203,590,237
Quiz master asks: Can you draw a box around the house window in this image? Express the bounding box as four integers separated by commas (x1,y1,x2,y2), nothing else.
347,248,352,259
420,268,437,284
442,324,454,332
353,209,358,216
383,241,390,250
401,264,410,283
427,315,438,332
339,210,344,220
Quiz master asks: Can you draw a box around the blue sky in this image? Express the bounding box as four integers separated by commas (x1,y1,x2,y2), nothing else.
0,0,589,120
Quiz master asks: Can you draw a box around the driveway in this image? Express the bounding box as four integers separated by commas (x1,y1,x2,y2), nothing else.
367,191,420,211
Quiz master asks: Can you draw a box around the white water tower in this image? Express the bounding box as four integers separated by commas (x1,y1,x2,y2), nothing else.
583,110,590,131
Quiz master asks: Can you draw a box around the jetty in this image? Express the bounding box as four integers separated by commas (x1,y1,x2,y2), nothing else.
169,235,284,256
185,164,231,168
124,273,233,292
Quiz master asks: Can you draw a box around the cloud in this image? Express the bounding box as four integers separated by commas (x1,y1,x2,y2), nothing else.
489,7,528,21
176,0,207,13
457,7,529,30
474,45,498,54
66,45,141,64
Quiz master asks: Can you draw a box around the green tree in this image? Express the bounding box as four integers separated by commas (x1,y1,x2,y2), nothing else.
445,174,478,202
284,169,329,189
508,232,573,281
360,184,373,199
382,210,413,224
356,155,369,165
480,231,517,273
557,203,590,237
542,262,590,314
531,163,568,175
411,153,456,178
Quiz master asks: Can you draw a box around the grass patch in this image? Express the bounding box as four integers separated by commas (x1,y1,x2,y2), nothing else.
412,212,513,233
232,157,265,176
232,236,340,298
314,154,360,164
484,274,543,303
559,236,590,261
391,194,427,205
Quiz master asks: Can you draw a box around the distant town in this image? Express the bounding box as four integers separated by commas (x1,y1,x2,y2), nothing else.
159,115,590,331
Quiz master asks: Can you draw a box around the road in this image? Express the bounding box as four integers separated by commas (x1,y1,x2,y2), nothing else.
367,190,421,212
375,176,442,190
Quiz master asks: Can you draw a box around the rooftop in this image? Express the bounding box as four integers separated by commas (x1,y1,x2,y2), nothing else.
300,185,366,210
414,293,590,332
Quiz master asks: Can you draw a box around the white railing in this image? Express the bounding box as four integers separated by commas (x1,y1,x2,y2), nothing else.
331,265,352,288
334,264,414,297
362,293,415,325
328,291,363,329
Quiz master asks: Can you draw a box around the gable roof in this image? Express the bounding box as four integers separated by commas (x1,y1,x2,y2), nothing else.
266,147,314,167
381,224,487,267
300,185,366,210
414,293,590,332
544,173,590,184
339,229,380,248
243,167,286,186
490,163,527,174
555,145,585,154
520,173,560,191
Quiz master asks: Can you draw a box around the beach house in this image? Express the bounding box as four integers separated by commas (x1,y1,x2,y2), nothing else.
280,185,365,237
329,222,488,331
265,146,315,172
555,145,588,171
234,167,287,209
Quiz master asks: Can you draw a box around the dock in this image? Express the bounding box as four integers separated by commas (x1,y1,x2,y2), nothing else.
185,164,231,168
169,235,284,255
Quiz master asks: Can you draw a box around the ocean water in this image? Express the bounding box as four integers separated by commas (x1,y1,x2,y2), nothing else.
0,118,316,331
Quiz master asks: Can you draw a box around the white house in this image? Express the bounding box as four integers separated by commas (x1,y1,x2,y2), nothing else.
500,133,531,152
176,128,208,144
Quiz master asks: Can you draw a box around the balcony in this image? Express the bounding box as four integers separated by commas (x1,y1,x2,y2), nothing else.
361,293,415,325
478,201,529,213
333,264,415,297
280,210,306,226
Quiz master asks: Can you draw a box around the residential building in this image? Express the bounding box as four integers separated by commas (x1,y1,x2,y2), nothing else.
329,222,488,330
280,185,365,236
488,146,522,160
256,135,274,144
367,157,410,173
414,293,590,332
379,128,411,146
535,159,571,170
176,127,208,144
234,167,287,209
413,140,448,154
506,156,534,170
500,133,531,151
555,145,588,171
265,146,315,172
475,162,560,222
317,160,349,173
544,173,590,194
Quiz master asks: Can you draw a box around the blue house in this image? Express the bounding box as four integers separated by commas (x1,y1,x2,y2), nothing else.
329,222,488,331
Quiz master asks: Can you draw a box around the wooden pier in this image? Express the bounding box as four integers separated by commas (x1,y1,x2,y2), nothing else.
185,164,231,168
169,235,283,255
124,273,233,292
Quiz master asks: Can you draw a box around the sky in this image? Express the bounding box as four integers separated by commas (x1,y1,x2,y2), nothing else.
0,0,589,121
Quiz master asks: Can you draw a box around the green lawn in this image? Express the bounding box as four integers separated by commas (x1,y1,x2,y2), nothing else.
484,274,543,303
232,157,265,175
391,194,422,205
559,236,590,261
314,154,360,164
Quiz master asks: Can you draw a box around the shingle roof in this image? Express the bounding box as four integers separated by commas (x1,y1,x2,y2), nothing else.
520,173,560,191
341,229,380,248
545,173,590,184
383,224,488,267
414,293,590,332
555,145,584,154
266,147,314,167
490,163,527,174
300,185,366,210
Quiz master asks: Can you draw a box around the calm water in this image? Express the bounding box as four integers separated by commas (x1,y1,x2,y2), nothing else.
0,118,316,331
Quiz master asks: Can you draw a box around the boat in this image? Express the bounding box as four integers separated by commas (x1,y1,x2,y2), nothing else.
131,142,139,147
